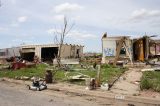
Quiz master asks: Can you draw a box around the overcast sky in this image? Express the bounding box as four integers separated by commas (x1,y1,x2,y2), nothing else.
0,0,160,52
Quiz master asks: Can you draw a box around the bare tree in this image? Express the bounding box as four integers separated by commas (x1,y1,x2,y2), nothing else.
54,16,74,67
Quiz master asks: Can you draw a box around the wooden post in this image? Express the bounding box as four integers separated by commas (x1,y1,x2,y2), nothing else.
96,65,101,87
145,37,149,60
155,43,156,55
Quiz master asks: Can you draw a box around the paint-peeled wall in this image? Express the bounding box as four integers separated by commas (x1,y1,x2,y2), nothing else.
102,37,118,58
103,40,116,56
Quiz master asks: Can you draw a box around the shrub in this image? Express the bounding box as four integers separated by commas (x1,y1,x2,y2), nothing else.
140,71,160,92
140,78,151,90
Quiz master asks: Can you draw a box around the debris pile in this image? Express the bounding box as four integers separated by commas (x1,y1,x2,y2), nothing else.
27,78,47,91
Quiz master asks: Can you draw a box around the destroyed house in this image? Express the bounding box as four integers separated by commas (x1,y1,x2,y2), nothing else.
21,44,83,62
133,36,160,61
0,47,20,59
102,33,160,64
101,33,132,64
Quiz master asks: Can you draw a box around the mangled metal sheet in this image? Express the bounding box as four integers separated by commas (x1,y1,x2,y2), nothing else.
53,58,79,64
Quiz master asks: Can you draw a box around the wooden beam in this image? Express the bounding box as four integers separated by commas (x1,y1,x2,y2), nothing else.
113,37,124,66
123,42,133,66
113,37,133,66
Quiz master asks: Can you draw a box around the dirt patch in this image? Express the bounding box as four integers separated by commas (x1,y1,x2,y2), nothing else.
110,68,142,95
140,90,160,99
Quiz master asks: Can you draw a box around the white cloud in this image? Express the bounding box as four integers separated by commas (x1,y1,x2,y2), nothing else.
53,15,64,21
10,0,17,5
130,9,160,21
12,39,23,42
14,34,34,38
12,38,33,45
47,29,55,34
68,30,97,40
18,16,28,23
123,8,160,31
10,22,19,27
47,28,97,40
71,16,81,21
53,14,81,22
10,16,28,27
54,2,83,13
0,27,8,31
47,28,61,34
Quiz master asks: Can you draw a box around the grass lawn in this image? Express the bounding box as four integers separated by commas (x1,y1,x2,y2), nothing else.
0,64,47,78
140,71,160,92
0,64,127,86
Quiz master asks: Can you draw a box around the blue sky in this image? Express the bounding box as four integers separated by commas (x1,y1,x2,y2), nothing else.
0,0,160,52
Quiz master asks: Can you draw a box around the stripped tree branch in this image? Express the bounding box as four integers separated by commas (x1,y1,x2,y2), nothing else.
54,16,74,67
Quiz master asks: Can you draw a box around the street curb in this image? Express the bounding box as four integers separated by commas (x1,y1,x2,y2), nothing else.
47,86,160,105
1,78,160,105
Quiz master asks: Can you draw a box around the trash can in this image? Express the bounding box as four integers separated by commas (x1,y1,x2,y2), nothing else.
45,70,53,83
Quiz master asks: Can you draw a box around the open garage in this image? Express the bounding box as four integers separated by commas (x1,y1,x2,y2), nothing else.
41,47,58,62
21,48,35,61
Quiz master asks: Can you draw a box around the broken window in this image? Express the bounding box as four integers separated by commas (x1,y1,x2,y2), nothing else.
0,52,5,56
120,47,126,55
76,49,80,58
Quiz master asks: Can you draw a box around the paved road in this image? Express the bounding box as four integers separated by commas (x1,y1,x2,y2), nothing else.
0,80,99,106
0,80,160,106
